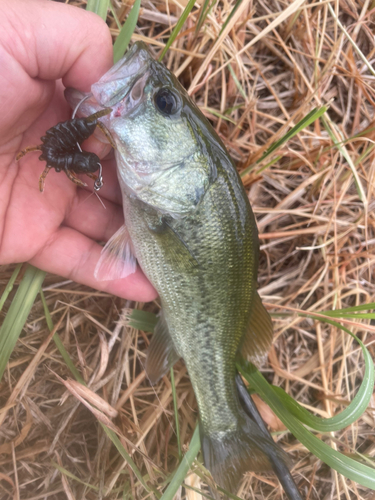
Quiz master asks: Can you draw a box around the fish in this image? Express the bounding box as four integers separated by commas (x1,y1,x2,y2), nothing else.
65,42,301,499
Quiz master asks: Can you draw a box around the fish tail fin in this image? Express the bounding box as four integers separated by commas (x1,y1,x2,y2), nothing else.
200,374,302,499
200,412,285,496
236,374,303,500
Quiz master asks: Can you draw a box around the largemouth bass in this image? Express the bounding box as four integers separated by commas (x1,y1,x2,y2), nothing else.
65,42,300,498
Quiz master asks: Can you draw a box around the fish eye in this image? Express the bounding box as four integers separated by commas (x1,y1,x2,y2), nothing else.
154,88,180,116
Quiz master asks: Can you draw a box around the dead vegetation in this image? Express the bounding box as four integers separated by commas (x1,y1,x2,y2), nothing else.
1,0,375,499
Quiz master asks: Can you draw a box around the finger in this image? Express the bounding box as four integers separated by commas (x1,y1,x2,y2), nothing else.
29,226,158,302
64,189,124,242
2,0,112,90
0,1,112,140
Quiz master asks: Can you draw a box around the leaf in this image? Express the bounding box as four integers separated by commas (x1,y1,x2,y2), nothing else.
0,265,46,382
40,290,85,385
241,105,328,177
86,0,109,20
237,309,375,489
41,296,158,496
160,426,201,500
159,0,197,61
195,0,216,35
321,115,367,205
203,107,236,124
171,367,182,460
227,62,247,100
113,0,141,63
0,263,22,312
128,309,158,332
51,462,99,490
218,0,243,38
275,315,374,433
101,425,161,497
239,364,375,489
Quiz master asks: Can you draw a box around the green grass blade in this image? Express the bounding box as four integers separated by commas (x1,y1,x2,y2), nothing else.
86,0,109,19
0,263,22,312
241,105,328,176
227,63,247,100
128,309,158,332
0,265,46,382
328,4,375,77
51,462,99,490
319,312,375,320
160,425,200,500
159,0,197,61
239,364,375,489
203,107,236,124
101,425,160,496
41,294,156,494
260,106,327,161
255,155,283,175
195,0,213,34
319,302,375,316
170,367,182,460
321,115,366,204
266,319,374,432
40,290,85,384
109,2,122,30
218,0,243,37
113,0,141,63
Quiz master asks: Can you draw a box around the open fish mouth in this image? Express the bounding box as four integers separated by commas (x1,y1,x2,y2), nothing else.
91,42,153,107
65,42,154,121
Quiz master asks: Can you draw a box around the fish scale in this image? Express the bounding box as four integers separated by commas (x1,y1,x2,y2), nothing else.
123,166,256,433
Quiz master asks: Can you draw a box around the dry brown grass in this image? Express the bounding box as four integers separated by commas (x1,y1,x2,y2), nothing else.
1,0,375,499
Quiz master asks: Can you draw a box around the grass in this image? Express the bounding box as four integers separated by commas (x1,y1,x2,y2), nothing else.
1,0,375,499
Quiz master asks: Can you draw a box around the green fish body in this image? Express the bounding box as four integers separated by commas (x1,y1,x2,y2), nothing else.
65,42,291,495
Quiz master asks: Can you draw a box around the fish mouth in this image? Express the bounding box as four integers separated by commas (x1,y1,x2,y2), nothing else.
91,41,154,108
64,41,155,128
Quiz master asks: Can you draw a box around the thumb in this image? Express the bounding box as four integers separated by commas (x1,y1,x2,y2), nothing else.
1,0,113,90
0,0,113,141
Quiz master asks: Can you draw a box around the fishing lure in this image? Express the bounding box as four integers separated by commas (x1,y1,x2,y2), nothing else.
16,108,114,192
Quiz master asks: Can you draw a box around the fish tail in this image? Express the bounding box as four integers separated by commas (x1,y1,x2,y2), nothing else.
200,377,302,499
235,374,303,500
200,413,283,496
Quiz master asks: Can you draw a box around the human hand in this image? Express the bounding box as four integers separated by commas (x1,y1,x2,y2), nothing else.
0,0,157,301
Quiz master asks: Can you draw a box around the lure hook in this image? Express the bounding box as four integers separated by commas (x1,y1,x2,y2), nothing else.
94,162,103,191
72,94,106,194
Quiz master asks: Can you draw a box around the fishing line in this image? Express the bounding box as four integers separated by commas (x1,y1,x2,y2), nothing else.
94,190,107,210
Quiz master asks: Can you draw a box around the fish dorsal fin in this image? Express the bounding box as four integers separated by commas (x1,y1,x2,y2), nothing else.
94,225,137,281
145,311,180,385
241,292,274,367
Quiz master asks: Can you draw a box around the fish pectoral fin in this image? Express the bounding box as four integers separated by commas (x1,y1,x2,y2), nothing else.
162,219,200,266
240,292,274,367
148,217,199,271
94,224,137,281
145,311,180,385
